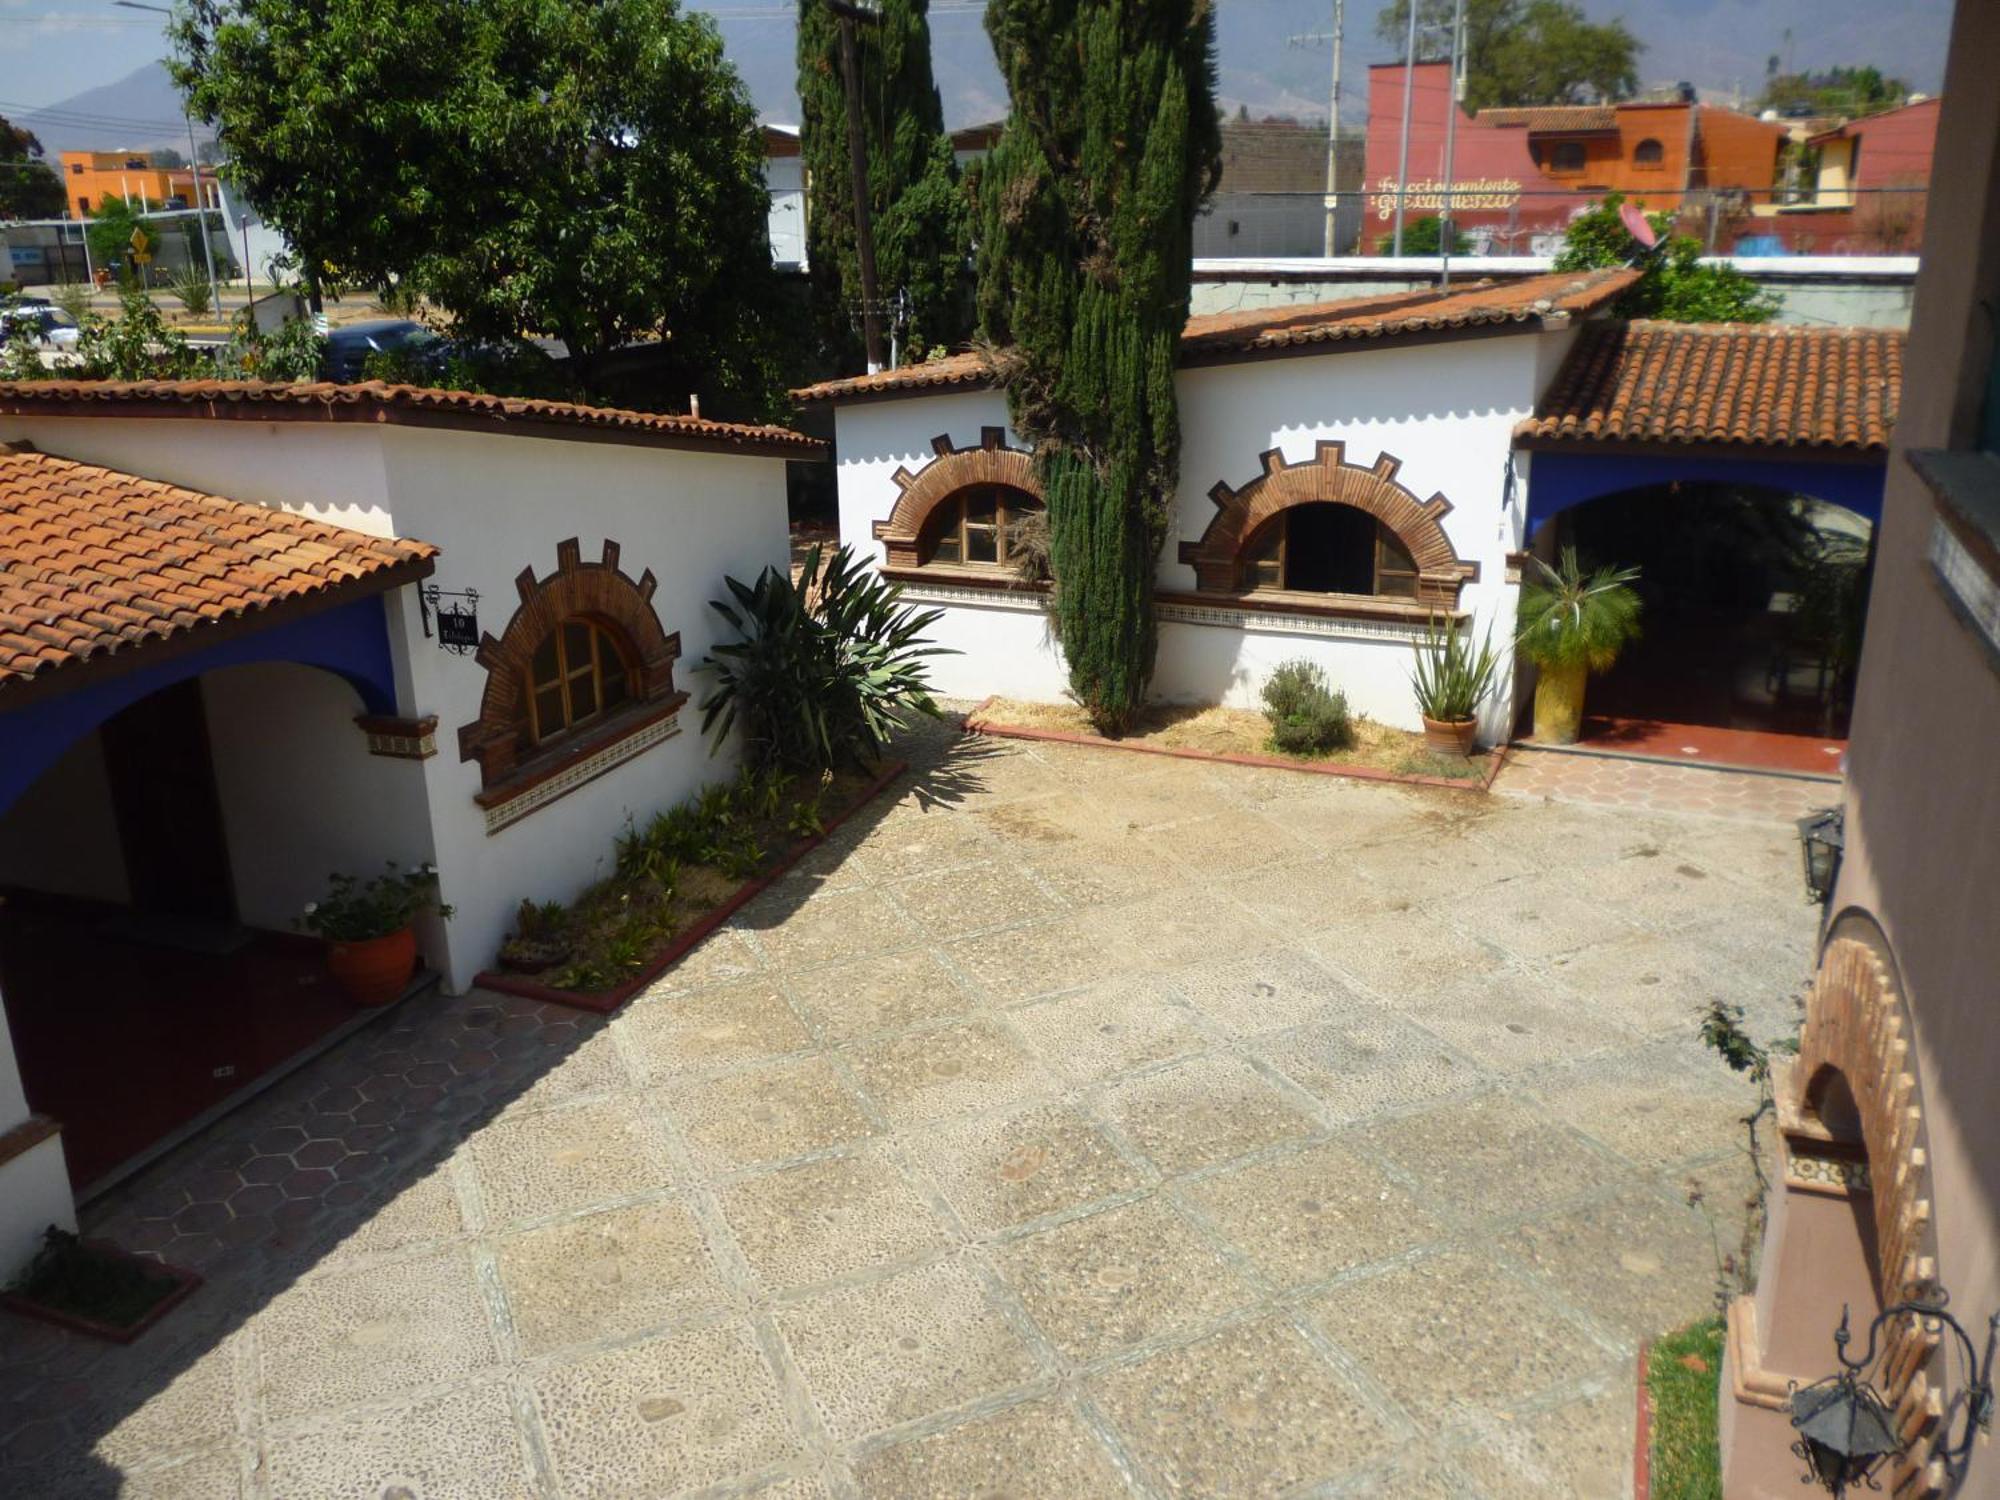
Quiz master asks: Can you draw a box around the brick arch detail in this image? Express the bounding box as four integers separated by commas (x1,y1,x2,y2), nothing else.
871,429,1042,569
456,537,682,787
1786,934,1947,1489
1178,441,1478,604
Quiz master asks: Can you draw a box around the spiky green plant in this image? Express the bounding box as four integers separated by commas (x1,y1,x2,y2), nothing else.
1410,618,1501,722
1515,547,1643,674
699,543,951,773
975,0,1221,735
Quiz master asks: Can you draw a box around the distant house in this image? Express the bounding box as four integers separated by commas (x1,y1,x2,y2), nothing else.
1749,96,1941,254
1362,62,1788,254
57,150,219,221
1198,118,1365,259
762,124,808,270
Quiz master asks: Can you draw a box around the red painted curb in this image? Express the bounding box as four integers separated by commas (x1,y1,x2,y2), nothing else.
476,759,909,1015
0,1242,202,1345
963,710,1494,794
1634,1339,1653,1500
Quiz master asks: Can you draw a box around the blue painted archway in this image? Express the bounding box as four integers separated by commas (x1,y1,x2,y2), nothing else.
1520,449,1886,539
0,595,400,816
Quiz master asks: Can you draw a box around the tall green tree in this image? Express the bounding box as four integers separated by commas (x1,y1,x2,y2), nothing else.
1759,65,1910,118
1376,0,1639,112
1,116,66,221
976,0,1221,734
797,0,971,365
172,0,782,411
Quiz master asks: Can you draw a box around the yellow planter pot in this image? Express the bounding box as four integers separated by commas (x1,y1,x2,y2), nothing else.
1533,662,1589,744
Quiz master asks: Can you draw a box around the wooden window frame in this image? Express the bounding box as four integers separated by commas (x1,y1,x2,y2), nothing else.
1548,140,1589,174
1239,505,1422,599
522,616,635,750
921,484,1043,570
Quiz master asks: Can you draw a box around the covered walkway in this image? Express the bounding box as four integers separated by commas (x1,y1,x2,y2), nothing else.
1515,319,1901,773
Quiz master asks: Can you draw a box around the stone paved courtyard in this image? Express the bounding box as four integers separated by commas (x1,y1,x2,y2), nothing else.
0,715,1819,1499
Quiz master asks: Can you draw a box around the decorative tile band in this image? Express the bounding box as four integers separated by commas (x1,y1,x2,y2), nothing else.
483,713,681,835
355,714,439,760
1156,599,1433,643
896,582,1050,614
1786,1151,1872,1195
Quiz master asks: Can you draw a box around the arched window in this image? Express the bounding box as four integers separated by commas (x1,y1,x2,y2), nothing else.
1240,503,1420,597
1633,137,1665,166
522,617,634,748
921,484,1044,568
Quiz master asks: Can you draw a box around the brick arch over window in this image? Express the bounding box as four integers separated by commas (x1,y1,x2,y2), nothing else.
871,429,1041,569
456,538,683,787
1179,441,1478,605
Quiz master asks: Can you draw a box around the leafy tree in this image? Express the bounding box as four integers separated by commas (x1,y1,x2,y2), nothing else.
1759,65,1909,118
1,116,68,220
1375,214,1466,255
150,147,188,169
1375,0,1639,112
797,0,972,365
1555,194,1776,323
1,283,211,382
976,0,1221,734
172,0,783,411
84,195,148,278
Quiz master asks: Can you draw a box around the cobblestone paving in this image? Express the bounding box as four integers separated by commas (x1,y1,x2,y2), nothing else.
1494,744,1839,825
0,716,1818,1498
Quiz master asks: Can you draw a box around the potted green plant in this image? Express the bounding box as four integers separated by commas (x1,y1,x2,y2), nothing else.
300,863,451,1007
1515,547,1643,744
1410,618,1502,757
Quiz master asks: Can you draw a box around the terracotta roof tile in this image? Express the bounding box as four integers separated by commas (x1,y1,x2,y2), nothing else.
1517,320,1903,453
793,268,1639,403
0,446,437,699
1476,105,1619,132
0,379,821,458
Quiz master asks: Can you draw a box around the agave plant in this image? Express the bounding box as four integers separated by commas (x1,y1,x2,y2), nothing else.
1410,617,1501,724
699,544,952,773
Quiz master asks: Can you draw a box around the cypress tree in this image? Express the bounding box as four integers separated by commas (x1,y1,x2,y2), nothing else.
976,0,1220,734
797,0,973,364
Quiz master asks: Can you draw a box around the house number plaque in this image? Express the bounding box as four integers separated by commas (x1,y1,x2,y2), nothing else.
421,585,482,654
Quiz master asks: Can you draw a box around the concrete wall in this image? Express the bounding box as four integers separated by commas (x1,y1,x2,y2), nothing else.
1722,3,2000,1494
0,729,129,904
1188,256,1920,329
832,329,1557,738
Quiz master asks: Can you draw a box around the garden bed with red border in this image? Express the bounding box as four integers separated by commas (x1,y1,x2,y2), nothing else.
475,758,908,1014
962,698,1505,793
1,1241,202,1344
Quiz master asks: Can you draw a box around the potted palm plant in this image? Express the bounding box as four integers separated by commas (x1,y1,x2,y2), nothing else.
1410,618,1502,757
1515,547,1643,744
300,863,452,1007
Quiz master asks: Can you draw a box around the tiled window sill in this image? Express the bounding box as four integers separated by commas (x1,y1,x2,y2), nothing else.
475,694,687,834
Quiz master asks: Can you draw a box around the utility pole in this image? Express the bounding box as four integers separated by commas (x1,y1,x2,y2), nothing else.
1285,3,1347,257
115,0,219,314
1390,0,1420,256
825,0,887,373
1437,0,1466,287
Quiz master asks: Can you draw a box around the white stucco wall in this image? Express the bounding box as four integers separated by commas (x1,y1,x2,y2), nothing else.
0,729,129,904
0,414,791,993
0,987,75,1280
202,661,439,937
832,328,1568,736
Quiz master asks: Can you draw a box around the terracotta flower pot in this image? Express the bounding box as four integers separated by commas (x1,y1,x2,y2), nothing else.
1533,662,1589,745
1421,715,1479,758
325,926,416,1007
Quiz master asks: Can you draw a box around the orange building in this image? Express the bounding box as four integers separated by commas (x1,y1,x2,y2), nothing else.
57,151,218,221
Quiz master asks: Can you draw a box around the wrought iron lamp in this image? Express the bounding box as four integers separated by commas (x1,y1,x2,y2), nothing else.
1796,806,1845,904
1789,1289,2000,1496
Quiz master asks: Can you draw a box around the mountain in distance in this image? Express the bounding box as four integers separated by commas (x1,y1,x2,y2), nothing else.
20,0,1954,162
18,61,208,158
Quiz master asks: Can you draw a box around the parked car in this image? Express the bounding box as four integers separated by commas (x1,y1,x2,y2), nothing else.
0,305,80,350
320,318,445,383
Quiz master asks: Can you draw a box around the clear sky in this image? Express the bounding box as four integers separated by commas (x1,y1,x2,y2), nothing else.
11,0,1954,128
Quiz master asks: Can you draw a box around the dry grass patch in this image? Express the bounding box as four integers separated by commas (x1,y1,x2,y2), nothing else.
972,698,1488,781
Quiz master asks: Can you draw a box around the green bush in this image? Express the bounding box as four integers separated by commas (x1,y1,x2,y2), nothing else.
167,264,213,317
1410,618,1501,723
1261,658,1354,756
1515,546,1643,673
699,543,950,774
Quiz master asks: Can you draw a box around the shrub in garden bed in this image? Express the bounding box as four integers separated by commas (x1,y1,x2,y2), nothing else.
1260,659,1354,756
4,1227,195,1339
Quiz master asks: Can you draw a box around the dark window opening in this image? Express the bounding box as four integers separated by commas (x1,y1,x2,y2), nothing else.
921,484,1043,568
1634,137,1665,165
1549,140,1588,173
1240,503,1421,598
